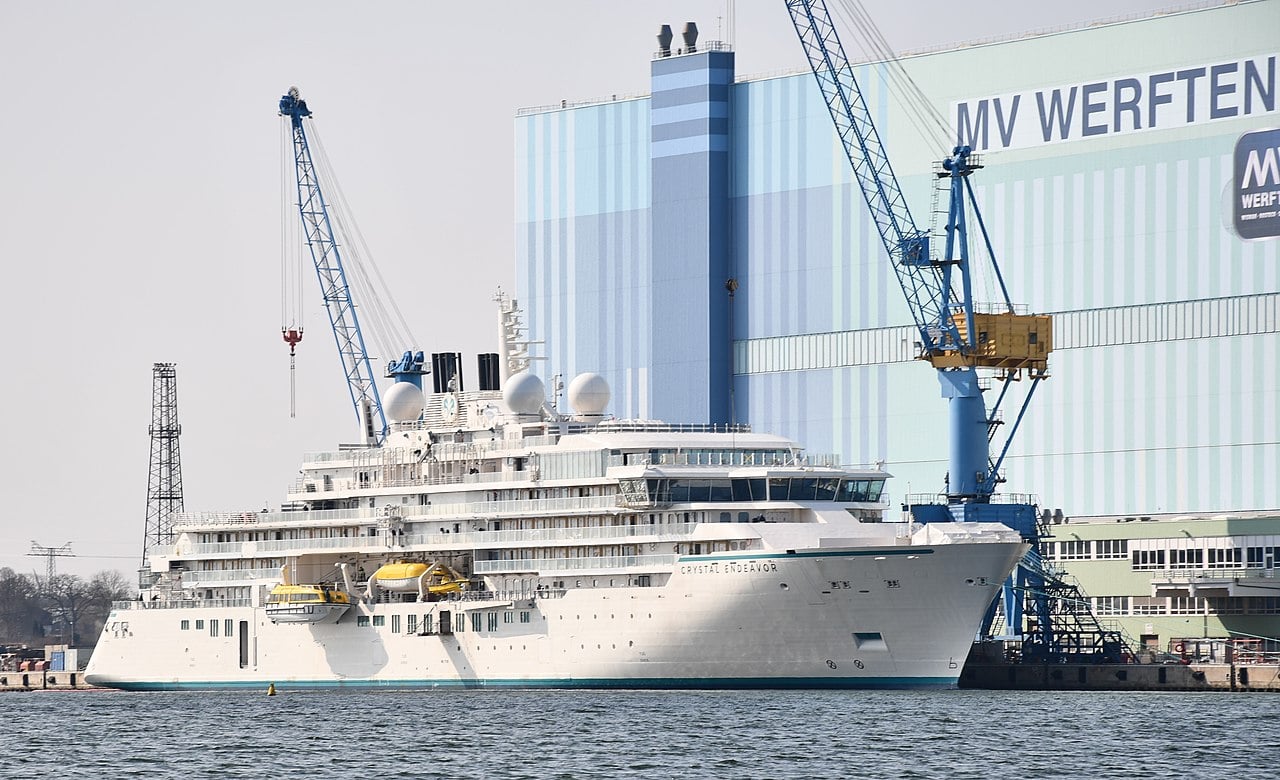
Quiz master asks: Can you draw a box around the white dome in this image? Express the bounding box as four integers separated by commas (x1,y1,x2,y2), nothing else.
502,372,545,415
568,372,610,416
383,381,425,423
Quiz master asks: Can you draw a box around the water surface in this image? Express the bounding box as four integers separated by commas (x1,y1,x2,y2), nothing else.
6,688,1274,779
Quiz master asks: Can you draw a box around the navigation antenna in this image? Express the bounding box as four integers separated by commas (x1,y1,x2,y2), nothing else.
142,363,184,577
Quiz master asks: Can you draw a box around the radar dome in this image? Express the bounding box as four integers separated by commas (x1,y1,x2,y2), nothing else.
503,372,545,415
568,372,610,416
383,381,425,423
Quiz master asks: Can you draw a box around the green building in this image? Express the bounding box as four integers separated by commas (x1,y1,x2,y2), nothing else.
1045,512,1280,652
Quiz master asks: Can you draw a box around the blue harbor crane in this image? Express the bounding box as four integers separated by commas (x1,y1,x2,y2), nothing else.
279,87,426,444
785,1,1128,662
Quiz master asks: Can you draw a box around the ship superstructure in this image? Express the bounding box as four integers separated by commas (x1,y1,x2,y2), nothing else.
87,309,1026,688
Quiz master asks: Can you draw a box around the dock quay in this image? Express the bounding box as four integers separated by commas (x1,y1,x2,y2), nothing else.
961,660,1280,692
0,672,93,692
960,639,1280,692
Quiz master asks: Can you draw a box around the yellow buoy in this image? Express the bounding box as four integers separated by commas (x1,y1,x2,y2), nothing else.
267,682,276,696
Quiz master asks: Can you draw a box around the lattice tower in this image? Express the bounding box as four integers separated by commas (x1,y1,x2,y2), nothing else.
142,363,183,566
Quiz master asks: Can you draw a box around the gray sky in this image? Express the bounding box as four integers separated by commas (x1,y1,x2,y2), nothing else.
0,0,1182,580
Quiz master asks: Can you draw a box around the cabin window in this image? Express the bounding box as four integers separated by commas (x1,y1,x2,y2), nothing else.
357,615,370,627
391,615,402,634
471,613,483,632
195,620,205,630
224,619,234,637
210,621,219,637
503,612,514,624
406,615,418,634
372,615,386,627
768,478,790,500
520,611,531,623
488,612,499,631
180,620,190,631
731,478,765,501
422,613,433,634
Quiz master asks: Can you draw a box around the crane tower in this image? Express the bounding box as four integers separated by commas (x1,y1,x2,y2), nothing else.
786,1,1130,662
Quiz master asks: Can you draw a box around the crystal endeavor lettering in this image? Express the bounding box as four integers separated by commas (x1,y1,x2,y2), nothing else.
951,54,1277,151
679,560,779,575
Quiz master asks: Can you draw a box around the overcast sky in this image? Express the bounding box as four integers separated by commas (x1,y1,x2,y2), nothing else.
0,0,1184,580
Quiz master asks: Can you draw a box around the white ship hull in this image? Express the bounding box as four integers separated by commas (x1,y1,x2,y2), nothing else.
88,334,1030,691
87,537,1024,690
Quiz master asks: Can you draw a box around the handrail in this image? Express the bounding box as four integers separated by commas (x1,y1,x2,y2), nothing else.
167,522,709,558
475,554,677,574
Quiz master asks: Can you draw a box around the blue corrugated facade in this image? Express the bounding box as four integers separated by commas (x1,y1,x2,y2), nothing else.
516,2,1280,516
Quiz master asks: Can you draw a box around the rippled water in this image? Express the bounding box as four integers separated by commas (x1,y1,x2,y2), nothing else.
4,688,1276,779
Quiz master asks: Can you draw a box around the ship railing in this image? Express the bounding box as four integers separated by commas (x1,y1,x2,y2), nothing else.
415,495,621,517
592,421,751,434
401,522,702,548
291,470,522,493
169,523,707,559
176,567,281,585
178,495,625,532
474,553,677,575
902,492,1040,506
298,434,564,468
112,598,253,611
174,511,264,527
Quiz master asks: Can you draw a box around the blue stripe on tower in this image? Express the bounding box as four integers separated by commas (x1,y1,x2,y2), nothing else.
650,48,735,424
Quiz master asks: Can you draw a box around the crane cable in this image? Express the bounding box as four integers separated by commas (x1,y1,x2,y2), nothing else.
280,119,306,418
832,0,1001,309
830,0,952,154
306,121,419,362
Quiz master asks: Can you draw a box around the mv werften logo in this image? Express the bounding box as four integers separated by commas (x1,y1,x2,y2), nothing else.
1235,128,1280,240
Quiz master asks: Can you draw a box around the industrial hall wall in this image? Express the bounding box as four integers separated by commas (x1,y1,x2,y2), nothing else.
515,1,1280,517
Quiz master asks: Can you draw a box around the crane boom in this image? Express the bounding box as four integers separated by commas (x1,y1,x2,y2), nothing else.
279,87,386,444
785,0,958,357
785,0,1052,502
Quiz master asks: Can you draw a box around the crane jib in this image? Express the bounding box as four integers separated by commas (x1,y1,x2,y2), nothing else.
279,88,388,444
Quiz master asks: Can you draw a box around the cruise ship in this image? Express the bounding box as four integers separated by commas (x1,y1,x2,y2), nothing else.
86,302,1027,690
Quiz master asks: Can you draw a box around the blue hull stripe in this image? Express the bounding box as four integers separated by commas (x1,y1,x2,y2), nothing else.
97,676,958,692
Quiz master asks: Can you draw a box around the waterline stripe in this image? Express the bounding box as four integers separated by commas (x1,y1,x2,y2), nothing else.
93,675,959,692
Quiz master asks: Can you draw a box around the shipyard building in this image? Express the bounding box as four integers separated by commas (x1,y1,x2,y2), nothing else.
516,3,1280,646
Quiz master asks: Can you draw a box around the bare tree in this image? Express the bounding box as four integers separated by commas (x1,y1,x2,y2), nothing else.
39,574,96,645
83,570,135,638
0,568,43,644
